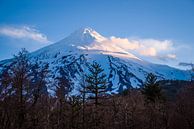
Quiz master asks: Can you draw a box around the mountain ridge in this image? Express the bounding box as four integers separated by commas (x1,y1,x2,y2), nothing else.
0,27,191,94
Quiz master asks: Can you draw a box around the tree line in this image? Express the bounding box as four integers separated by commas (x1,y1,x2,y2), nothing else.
0,49,194,129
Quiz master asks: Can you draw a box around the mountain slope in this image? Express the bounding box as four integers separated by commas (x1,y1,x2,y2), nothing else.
0,28,191,94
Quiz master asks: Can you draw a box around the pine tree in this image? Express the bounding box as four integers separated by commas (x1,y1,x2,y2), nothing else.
85,61,107,107
141,73,163,103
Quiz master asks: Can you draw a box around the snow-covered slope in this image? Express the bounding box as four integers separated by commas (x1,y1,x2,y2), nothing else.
0,27,191,94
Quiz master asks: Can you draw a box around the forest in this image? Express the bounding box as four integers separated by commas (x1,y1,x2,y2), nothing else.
0,49,194,129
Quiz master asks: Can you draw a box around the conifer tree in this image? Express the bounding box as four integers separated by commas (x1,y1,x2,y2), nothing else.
85,61,107,107
141,73,163,103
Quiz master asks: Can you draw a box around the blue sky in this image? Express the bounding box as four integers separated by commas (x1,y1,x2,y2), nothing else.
0,0,194,69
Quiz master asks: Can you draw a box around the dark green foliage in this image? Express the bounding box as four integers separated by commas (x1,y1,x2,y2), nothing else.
141,73,163,103
85,61,107,106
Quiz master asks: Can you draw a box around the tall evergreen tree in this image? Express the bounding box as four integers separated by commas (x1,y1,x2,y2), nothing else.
141,73,163,103
85,61,107,107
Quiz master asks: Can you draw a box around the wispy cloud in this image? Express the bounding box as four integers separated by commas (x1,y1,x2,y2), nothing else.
84,36,177,61
130,38,177,60
0,26,50,43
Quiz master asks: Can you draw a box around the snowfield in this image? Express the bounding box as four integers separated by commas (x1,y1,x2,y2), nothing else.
0,27,191,94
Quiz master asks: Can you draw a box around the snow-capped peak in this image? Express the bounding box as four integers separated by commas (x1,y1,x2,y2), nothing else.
64,27,106,45
34,27,140,60
0,27,191,94
66,28,140,60
75,27,106,41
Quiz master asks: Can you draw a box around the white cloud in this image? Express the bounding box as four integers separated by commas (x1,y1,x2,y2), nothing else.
132,38,174,57
0,26,50,43
85,36,176,61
